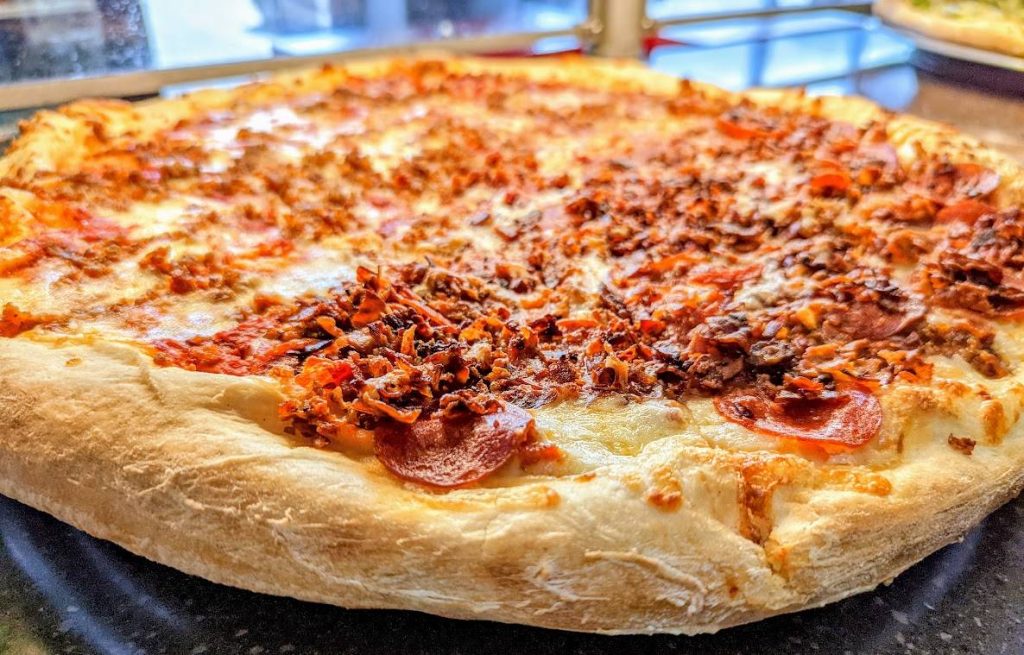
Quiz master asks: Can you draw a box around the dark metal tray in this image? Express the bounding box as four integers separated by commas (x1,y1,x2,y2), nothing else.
2,491,1023,655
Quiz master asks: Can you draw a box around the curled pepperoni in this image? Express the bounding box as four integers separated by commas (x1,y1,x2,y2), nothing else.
714,385,882,449
374,403,535,487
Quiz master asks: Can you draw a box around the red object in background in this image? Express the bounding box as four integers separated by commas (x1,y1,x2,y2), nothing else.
482,33,684,58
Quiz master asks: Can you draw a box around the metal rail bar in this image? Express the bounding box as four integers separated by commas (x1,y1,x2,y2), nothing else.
585,0,650,58
650,1,872,29
660,23,877,51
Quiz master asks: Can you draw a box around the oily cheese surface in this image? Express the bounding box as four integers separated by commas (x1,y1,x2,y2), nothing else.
2,55,1024,633
874,0,1024,57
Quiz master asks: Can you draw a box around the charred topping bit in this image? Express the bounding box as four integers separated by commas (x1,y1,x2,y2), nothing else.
947,434,976,456
2,61,1022,485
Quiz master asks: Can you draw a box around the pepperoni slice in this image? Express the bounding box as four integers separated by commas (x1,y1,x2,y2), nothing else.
828,299,926,341
374,404,534,487
714,386,882,449
936,199,995,224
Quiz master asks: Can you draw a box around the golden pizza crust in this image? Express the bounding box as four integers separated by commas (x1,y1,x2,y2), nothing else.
2,55,1024,634
875,0,1024,58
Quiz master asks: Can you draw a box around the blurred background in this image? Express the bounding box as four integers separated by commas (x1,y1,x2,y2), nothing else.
0,0,904,88
3,0,1017,154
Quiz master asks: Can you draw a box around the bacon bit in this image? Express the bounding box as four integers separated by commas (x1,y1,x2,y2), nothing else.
316,316,342,337
785,375,824,394
397,289,454,328
689,264,761,290
296,357,354,388
519,293,550,310
244,237,294,259
585,338,606,357
519,440,564,466
351,291,387,328
458,326,489,342
716,117,770,140
885,229,932,265
468,210,491,226
400,326,417,356
555,318,599,331
948,434,976,456
252,294,285,312
853,142,900,186
635,252,693,277
639,318,666,336
715,385,882,449
356,392,421,424
804,343,838,359
793,304,820,330
373,403,534,487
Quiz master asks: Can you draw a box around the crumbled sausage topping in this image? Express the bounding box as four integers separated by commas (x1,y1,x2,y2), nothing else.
2,60,1019,484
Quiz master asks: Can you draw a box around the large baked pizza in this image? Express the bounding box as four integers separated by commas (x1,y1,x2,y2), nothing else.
875,0,1024,57
2,55,1024,634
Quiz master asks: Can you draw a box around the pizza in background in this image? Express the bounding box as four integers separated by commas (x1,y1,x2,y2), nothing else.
875,0,1024,57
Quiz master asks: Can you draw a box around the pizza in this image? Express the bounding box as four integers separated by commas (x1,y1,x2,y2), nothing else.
2,55,1024,635
875,0,1024,57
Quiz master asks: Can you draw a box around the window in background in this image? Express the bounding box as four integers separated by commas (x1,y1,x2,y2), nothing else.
0,0,586,83
647,0,869,21
646,1,914,100
0,0,150,82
